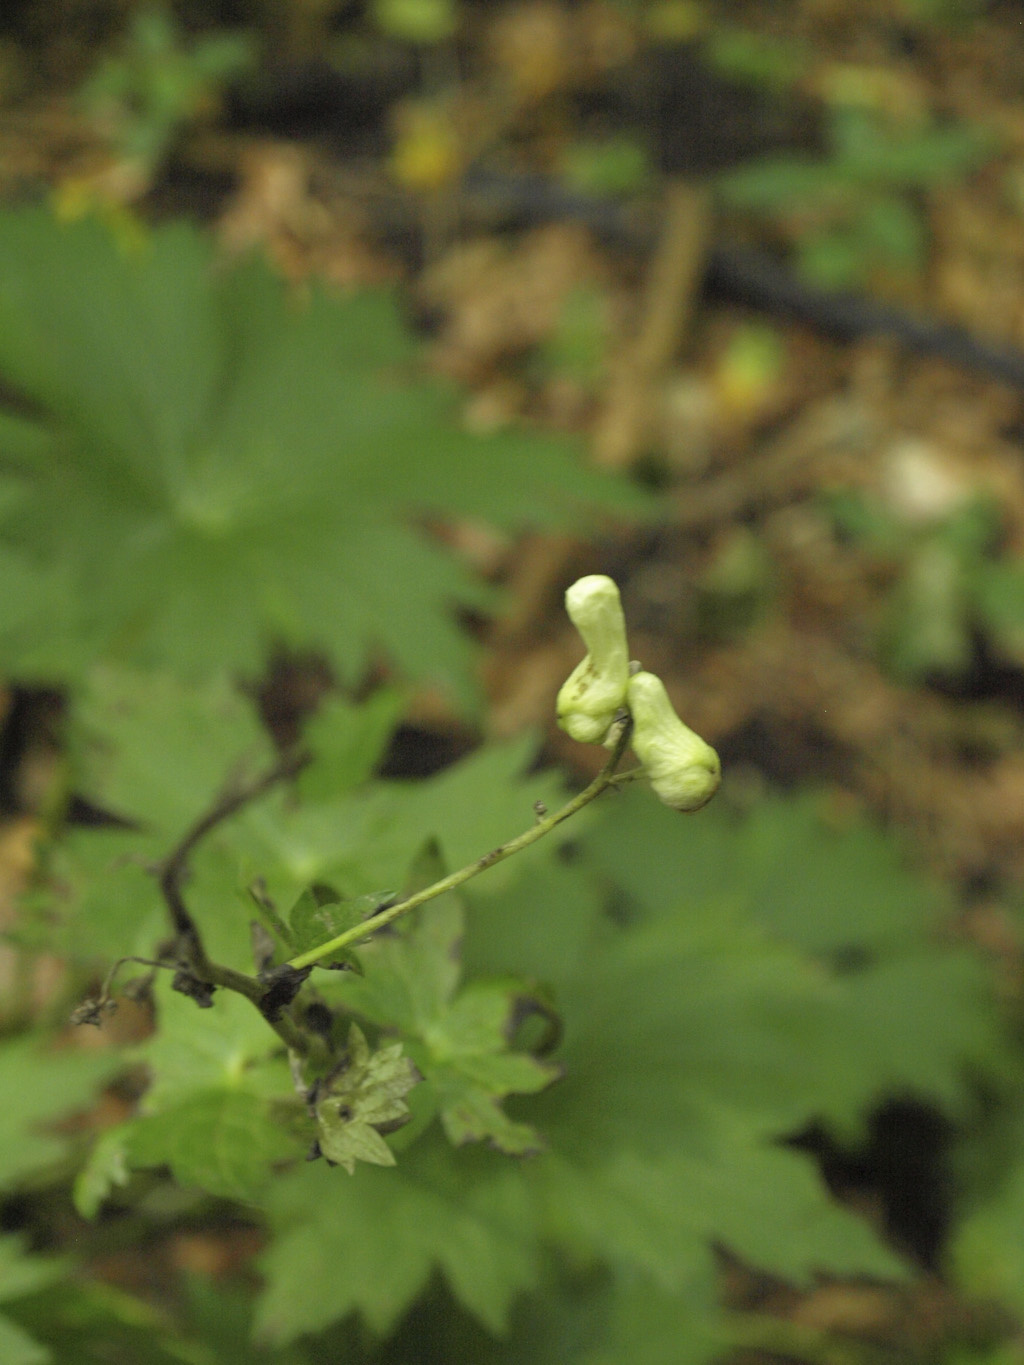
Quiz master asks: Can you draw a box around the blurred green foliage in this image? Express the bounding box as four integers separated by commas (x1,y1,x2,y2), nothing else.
719,104,996,289
826,489,1024,681
560,136,654,199
372,0,458,44
80,6,254,172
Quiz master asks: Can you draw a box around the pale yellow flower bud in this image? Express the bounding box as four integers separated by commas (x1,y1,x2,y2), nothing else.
627,671,720,811
556,575,630,744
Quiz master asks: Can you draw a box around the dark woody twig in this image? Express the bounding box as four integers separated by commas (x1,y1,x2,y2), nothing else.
153,747,318,1057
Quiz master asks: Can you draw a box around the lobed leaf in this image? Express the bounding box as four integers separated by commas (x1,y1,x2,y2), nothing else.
126,1088,297,1202
314,1024,420,1174
0,208,646,705
256,1137,540,1342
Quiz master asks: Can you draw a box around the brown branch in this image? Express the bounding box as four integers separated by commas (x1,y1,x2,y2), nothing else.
154,746,317,1056
158,747,310,944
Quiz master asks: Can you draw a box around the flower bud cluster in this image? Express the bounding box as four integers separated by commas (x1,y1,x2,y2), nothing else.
556,575,720,812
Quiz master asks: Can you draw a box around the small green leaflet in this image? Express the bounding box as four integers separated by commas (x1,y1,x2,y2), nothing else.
314,1024,420,1173
73,1127,132,1220
287,886,397,968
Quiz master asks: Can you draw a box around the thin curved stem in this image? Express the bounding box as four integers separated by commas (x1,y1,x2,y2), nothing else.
287,722,635,972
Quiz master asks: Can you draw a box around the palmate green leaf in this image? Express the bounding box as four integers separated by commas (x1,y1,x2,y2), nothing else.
304,732,572,899
256,1136,539,1344
578,788,1005,1130
538,902,847,1143
50,724,565,987
48,814,265,973
314,1024,420,1174
44,825,168,965
822,949,1008,1126
488,787,1004,1294
77,986,298,1211
427,1261,725,1365
538,867,999,1156
0,207,646,704
47,669,374,971
40,665,278,967
524,1052,909,1298
296,689,406,802
582,787,946,957
47,690,563,986
577,1269,724,1365
460,855,607,997
3,1277,285,1365
536,1128,903,1291
384,1256,725,1365
140,985,289,1106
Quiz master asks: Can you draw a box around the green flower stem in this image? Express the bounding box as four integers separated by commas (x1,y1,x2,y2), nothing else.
287,722,635,972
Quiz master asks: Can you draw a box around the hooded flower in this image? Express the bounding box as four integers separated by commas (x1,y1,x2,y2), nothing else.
556,575,630,744
627,670,720,811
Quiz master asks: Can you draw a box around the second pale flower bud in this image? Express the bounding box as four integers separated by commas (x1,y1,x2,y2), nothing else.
627,670,721,812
